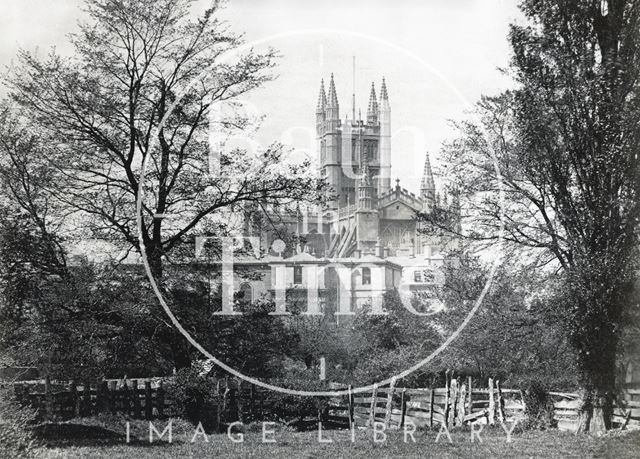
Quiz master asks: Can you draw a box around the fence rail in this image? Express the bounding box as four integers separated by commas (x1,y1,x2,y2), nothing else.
15,374,640,433
551,389,640,432
14,376,169,422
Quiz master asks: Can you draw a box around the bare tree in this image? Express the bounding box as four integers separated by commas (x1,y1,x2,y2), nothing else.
6,0,322,278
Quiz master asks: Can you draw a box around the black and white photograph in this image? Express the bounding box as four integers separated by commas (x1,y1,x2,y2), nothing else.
0,0,639,457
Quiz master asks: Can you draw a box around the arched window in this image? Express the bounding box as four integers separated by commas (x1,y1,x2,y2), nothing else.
362,267,371,285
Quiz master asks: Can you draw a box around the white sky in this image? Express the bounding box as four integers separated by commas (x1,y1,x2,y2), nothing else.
0,0,523,193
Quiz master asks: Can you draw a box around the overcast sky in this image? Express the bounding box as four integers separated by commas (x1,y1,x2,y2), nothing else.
0,0,523,192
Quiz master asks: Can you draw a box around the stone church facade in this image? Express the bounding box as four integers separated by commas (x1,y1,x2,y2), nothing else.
227,75,453,312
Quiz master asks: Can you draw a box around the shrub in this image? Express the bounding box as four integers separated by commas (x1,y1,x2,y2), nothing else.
0,389,38,458
265,379,326,420
521,380,555,430
164,368,219,432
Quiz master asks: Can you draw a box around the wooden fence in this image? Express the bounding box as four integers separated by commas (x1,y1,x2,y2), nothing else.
552,388,640,432
15,374,640,433
14,375,524,430
14,376,169,422
323,375,526,430
392,376,525,429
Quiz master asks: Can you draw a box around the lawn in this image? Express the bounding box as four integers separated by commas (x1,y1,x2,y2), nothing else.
32,416,640,459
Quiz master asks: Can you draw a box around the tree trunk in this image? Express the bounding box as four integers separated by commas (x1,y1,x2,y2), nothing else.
574,309,619,435
147,243,164,280
576,388,613,435
147,243,193,370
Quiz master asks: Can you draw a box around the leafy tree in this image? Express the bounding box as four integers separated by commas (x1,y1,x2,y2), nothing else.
423,0,640,432
3,0,324,369
434,257,577,389
351,290,441,386
202,297,301,379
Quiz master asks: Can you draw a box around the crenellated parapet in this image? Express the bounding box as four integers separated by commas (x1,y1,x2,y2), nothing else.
377,181,424,212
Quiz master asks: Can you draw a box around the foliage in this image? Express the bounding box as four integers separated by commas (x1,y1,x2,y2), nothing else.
420,0,640,432
261,373,332,425
165,368,219,432
287,314,361,378
354,290,441,352
343,257,579,389
202,298,302,379
5,0,324,277
349,290,441,386
1,0,325,372
521,380,555,430
1,248,304,379
433,256,578,389
0,255,175,379
0,389,38,459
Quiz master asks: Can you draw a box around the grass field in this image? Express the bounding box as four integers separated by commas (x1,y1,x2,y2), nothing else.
31,416,640,459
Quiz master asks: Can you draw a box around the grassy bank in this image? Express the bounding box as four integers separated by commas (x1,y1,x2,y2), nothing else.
30,415,640,458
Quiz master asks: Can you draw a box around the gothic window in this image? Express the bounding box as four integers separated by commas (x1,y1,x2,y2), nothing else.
362,267,371,285
352,138,357,163
367,142,377,161
293,266,303,285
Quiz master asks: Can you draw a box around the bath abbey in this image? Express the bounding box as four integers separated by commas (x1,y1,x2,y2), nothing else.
226,74,456,310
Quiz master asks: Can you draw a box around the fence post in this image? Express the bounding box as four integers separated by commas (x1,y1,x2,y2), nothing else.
429,387,435,428
104,380,111,414
448,378,458,428
157,380,165,418
236,379,243,423
122,380,131,417
144,381,153,419
488,378,495,425
216,380,222,427
457,382,466,426
443,371,450,428
108,381,117,414
259,385,265,419
399,388,407,429
229,386,237,422
316,398,323,425
83,379,92,416
95,379,104,414
468,376,473,416
44,375,52,421
249,384,255,420
384,378,396,428
132,380,142,418
70,380,80,417
348,385,354,431
496,380,505,423
368,384,378,427
222,379,229,421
